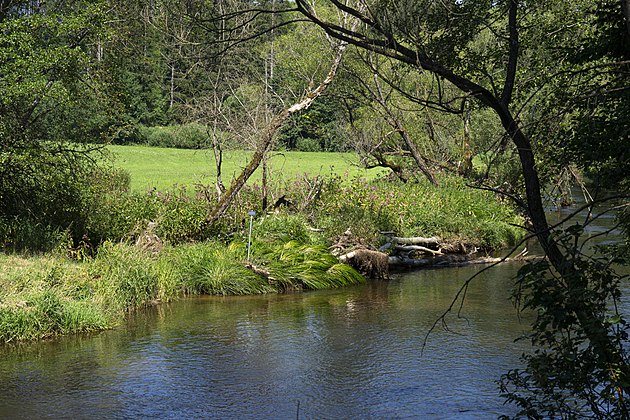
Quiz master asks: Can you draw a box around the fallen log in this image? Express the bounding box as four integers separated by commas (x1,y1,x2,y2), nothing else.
390,236,441,246
394,245,443,255
388,256,432,267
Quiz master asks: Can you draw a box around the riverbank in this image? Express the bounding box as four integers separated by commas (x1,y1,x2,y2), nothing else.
0,173,524,344
0,234,365,343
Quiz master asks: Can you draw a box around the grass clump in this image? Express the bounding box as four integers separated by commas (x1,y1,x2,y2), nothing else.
170,242,276,296
90,242,166,313
254,240,364,290
0,255,109,343
0,223,365,343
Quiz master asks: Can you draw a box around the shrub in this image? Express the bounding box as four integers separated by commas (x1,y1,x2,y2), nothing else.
0,153,124,253
292,173,523,250
138,123,210,149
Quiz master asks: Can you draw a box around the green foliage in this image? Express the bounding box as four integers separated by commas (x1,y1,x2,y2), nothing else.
0,291,108,343
141,187,214,243
136,123,211,149
308,174,522,249
253,213,314,244
514,0,630,191
371,0,490,67
0,255,109,343
0,5,109,143
89,241,198,313
278,99,349,152
0,161,119,253
0,1,126,252
500,226,630,418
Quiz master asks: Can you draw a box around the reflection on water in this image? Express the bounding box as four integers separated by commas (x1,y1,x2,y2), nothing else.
0,265,534,419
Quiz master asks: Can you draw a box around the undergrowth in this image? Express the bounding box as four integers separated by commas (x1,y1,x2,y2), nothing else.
0,170,523,344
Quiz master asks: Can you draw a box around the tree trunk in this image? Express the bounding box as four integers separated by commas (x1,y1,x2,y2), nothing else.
210,126,226,197
206,41,348,225
622,0,630,39
262,153,268,211
460,105,472,176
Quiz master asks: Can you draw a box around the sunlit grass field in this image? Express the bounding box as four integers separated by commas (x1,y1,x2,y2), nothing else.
107,145,385,192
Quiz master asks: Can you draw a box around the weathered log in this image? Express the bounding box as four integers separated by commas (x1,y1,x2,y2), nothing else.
388,256,432,267
390,236,441,246
394,245,443,255
135,221,163,253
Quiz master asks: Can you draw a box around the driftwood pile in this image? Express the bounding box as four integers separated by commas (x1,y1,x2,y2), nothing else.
380,235,493,268
333,230,531,279
135,221,164,253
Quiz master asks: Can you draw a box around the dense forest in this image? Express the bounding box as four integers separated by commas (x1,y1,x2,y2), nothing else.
1,0,630,417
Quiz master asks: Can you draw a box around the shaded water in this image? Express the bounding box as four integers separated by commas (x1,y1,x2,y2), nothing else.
0,265,533,419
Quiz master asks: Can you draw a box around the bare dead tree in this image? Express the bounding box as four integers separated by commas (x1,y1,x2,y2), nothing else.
206,15,357,224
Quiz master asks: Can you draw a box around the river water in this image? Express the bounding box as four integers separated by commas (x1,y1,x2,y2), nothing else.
0,198,625,419
0,265,534,419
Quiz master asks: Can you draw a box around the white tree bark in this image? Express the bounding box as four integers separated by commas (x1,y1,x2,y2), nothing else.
207,37,349,225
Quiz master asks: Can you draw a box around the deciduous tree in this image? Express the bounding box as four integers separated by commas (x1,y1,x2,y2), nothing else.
289,0,629,416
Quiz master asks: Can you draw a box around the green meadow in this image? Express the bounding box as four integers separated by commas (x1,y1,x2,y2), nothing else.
107,145,386,192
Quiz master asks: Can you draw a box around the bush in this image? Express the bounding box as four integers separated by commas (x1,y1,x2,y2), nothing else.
289,173,523,250
0,151,123,253
138,123,210,149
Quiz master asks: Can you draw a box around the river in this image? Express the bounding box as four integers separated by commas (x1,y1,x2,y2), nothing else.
0,198,625,419
0,264,534,419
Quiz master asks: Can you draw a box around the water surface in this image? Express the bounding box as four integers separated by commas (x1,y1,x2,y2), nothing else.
0,265,533,419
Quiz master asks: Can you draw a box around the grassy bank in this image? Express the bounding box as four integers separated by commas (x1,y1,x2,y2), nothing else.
108,145,386,192
0,215,364,343
1,145,525,343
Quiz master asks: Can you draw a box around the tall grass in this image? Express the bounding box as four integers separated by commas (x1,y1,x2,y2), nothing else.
0,256,109,343
170,242,276,296
311,174,523,249
0,227,365,343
